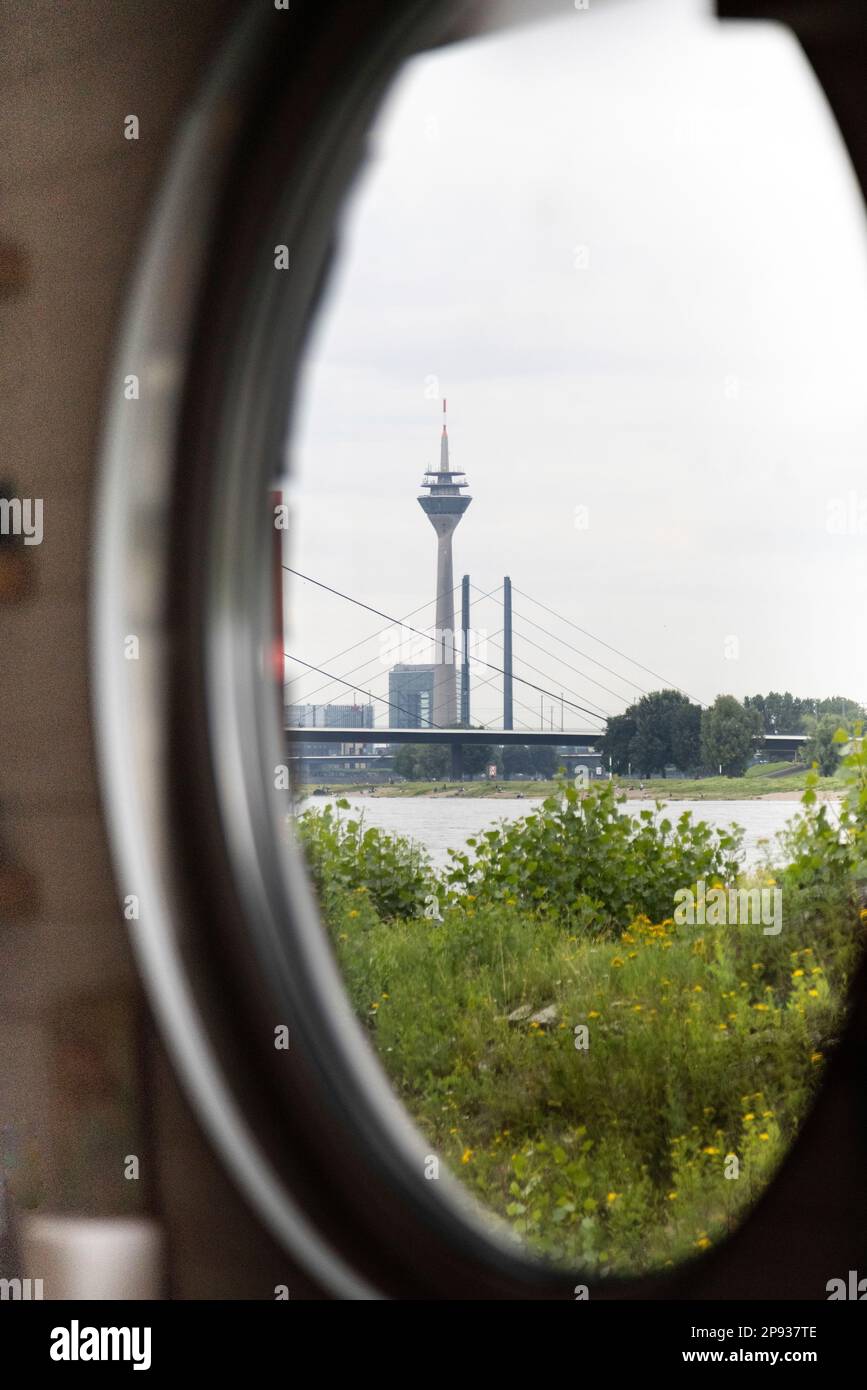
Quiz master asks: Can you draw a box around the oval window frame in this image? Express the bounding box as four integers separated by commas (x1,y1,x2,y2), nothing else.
92,0,867,1299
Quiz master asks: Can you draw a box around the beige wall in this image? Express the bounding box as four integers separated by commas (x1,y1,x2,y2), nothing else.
0,0,316,1297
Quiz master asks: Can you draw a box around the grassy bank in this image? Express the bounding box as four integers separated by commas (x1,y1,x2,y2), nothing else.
332,896,841,1273
616,763,847,801
295,764,866,1275
298,765,845,801
298,779,552,799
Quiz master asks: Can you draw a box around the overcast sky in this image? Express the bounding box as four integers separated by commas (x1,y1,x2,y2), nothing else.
284,0,867,732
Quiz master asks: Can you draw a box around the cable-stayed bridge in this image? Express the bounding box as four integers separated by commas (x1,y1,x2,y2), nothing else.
282,566,807,778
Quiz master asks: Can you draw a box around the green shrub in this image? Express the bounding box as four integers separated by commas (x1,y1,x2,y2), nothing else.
769,729,867,987
443,779,742,933
294,799,435,921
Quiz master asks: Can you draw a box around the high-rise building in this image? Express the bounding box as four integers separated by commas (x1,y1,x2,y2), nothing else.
388,665,464,730
284,702,375,729
417,399,471,727
388,664,435,729
284,702,375,755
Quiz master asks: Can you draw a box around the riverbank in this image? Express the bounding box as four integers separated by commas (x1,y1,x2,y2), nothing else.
332,897,839,1272
297,767,844,802
298,760,867,1272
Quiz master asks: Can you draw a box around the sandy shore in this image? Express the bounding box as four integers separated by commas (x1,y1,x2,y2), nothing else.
305,784,842,804
621,788,840,803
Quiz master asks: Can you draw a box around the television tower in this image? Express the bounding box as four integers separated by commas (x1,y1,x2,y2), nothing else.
418,399,472,727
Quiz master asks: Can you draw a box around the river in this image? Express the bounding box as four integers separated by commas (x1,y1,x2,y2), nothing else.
294,795,825,873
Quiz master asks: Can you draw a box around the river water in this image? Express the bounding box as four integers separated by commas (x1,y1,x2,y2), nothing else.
295,795,824,873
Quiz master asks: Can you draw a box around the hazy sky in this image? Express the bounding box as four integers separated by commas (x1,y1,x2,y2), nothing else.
284,0,867,732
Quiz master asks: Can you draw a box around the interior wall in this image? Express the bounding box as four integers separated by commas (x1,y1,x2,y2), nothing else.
0,0,316,1299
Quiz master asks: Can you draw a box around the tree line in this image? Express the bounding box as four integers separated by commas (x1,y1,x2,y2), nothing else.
388,690,865,782
601,689,865,778
391,737,558,782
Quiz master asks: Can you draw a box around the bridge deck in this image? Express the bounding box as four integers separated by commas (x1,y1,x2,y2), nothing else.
285,728,809,758
284,727,808,751
285,727,602,746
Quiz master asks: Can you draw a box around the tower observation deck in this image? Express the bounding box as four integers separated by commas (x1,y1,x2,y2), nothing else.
417,399,471,727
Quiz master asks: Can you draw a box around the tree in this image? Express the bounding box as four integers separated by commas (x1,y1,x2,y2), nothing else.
744,691,864,735
803,714,848,777
600,708,637,774
502,744,534,778
392,743,449,780
815,695,865,723
670,699,702,771
629,690,701,777
528,744,558,778
700,695,761,776
460,734,502,778
744,691,805,733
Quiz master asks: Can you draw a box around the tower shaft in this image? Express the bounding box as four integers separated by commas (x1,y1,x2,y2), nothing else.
432,524,457,727
417,399,471,729
503,574,513,730
461,574,470,726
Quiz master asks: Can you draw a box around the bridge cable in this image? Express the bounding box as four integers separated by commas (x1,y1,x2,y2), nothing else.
284,567,606,726
474,583,649,699
284,654,446,728
512,585,705,705
285,580,461,699
287,585,503,707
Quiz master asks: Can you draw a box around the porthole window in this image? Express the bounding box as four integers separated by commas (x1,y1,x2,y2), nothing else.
94,0,867,1299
